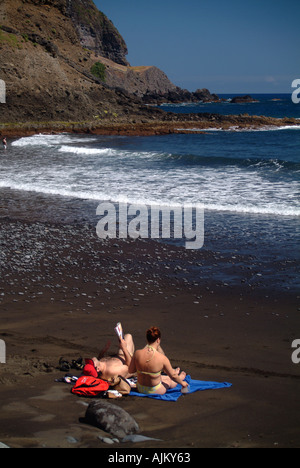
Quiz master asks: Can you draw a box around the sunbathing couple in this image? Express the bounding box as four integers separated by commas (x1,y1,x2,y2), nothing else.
90,326,188,395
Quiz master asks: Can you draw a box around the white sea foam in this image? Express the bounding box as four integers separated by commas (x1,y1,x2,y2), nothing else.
3,132,299,219
11,133,97,147
203,202,300,217
176,125,300,133
0,177,298,217
276,125,300,130
58,145,117,156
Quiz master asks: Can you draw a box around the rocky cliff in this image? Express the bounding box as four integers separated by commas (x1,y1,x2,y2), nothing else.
1,0,297,135
0,0,221,125
0,0,166,123
21,0,129,65
66,0,129,66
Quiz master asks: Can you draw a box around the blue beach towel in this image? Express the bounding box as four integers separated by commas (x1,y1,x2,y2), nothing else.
129,375,232,402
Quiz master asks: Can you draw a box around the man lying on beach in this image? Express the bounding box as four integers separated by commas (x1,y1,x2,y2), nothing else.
84,333,135,381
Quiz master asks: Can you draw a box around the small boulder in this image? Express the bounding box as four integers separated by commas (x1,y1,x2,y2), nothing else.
85,400,139,439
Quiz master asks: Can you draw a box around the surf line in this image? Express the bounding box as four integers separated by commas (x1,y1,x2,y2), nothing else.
96,202,204,250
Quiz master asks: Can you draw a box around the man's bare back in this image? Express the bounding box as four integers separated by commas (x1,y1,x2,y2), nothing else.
93,355,129,380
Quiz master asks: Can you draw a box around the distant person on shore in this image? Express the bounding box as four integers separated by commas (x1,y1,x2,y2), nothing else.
2,137,7,150
128,326,188,395
85,333,135,381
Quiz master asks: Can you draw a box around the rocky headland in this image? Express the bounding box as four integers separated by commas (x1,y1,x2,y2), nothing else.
0,0,298,136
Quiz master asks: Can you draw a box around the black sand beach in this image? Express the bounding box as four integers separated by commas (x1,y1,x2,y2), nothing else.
0,202,299,448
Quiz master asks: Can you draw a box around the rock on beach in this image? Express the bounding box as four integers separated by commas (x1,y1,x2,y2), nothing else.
85,400,139,439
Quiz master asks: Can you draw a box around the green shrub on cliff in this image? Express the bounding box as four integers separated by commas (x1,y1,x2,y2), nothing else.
90,62,106,82
0,27,21,49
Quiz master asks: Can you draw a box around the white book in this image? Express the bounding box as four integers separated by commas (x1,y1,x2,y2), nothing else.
114,322,124,340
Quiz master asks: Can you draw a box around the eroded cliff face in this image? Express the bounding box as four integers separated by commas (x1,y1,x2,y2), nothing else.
65,0,129,66
0,0,164,123
0,0,219,125
20,0,129,65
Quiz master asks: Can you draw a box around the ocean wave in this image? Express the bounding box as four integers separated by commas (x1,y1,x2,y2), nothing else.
5,130,299,219
11,133,97,147
202,203,300,217
57,146,164,160
0,179,298,218
163,152,299,171
58,145,117,156
0,180,108,202
176,125,300,133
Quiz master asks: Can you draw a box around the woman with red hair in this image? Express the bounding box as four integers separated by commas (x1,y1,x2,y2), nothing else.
129,326,188,395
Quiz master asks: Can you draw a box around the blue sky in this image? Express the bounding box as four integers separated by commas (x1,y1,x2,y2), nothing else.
94,0,299,94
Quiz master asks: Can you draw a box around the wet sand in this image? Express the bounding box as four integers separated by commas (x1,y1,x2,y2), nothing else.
0,217,299,449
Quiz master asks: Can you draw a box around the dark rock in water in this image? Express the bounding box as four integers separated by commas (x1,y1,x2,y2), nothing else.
230,95,259,103
193,88,220,102
85,400,139,438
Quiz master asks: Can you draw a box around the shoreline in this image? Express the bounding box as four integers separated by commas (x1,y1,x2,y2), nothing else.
0,113,299,138
0,216,299,448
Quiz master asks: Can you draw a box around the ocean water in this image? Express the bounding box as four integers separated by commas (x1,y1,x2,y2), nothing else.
160,93,300,119
0,93,299,290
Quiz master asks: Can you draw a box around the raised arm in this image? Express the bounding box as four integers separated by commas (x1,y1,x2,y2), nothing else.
128,353,137,375
119,337,132,367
